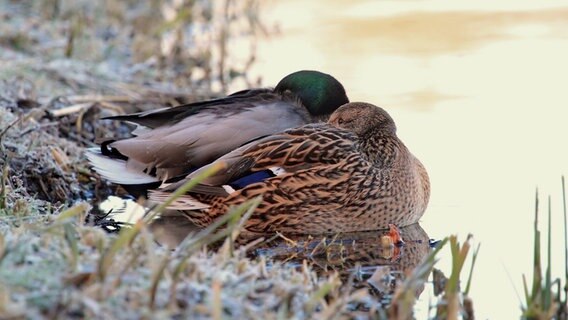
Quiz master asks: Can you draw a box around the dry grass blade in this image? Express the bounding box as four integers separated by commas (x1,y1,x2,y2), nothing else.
98,219,144,281
65,95,134,104
212,279,223,320
304,277,340,314
146,161,226,221
55,203,90,223
167,197,261,305
389,237,448,320
220,196,263,257
443,234,474,319
176,197,261,254
0,234,5,264
0,282,24,319
0,160,8,210
0,107,46,151
97,160,227,280
149,255,171,309
109,245,144,291
48,103,93,117
50,146,71,170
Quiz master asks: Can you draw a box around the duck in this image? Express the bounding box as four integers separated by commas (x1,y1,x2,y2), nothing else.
149,102,430,235
86,70,349,191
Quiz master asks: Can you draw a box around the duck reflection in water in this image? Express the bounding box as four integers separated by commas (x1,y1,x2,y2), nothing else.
147,216,430,301
253,224,430,296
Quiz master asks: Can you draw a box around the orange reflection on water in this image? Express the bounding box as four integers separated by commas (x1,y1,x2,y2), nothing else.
327,9,568,56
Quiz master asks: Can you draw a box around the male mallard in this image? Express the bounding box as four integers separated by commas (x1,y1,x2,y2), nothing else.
149,102,430,234
87,70,349,188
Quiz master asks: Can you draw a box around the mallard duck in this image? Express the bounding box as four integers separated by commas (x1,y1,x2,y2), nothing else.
149,102,430,234
87,70,349,189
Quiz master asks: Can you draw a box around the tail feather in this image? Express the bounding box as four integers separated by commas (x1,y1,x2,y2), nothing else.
86,148,159,185
149,190,211,210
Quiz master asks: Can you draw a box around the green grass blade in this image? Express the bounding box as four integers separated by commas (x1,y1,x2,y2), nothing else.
446,235,471,294
562,176,567,308
544,196,552,310
390,237,448,316
464,243,481,296
63,223,79,271
531,189,542,300
522,274,529,310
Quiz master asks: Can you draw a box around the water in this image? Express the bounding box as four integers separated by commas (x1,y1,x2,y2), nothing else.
228,0,568,318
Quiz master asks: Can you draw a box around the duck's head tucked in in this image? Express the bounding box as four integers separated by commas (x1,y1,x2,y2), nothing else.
275,70,349,119
328,102,397,136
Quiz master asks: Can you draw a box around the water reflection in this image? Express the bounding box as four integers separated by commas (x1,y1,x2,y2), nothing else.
96,194,436,315
99,196,431,275
253,224,430,280
253,224,432,310
145,211,433,305
149,214,199,248
326,9,568,57
97,196,201,248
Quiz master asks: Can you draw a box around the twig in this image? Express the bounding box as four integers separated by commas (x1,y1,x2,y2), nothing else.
98,101,125,114
48,103,93,117
276,232,298,247
19,122,59,137
0,108,46,149
66,95,138,104
0,117,22,144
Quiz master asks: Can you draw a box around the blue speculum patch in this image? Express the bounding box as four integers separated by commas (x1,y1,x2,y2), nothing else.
229,170,275,189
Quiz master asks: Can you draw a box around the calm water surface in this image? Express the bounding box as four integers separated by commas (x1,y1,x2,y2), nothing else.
229,0,568,318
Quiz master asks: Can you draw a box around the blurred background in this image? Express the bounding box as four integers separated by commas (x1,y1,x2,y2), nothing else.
2,0,568,318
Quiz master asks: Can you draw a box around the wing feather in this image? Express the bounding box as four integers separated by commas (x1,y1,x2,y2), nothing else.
178,124,358,189
107,100,311,182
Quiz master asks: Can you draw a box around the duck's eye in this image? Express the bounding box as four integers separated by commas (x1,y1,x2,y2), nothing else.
337,118,344,125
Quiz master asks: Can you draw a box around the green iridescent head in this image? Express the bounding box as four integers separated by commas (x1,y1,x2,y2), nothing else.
275,70,349,117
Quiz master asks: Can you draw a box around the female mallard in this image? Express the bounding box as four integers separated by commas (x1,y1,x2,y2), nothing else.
149,102,430,234
87,70,349,188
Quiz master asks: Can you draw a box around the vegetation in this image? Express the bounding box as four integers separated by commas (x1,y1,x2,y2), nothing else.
0,183,480,319
521,178,568,319
3,1,567,319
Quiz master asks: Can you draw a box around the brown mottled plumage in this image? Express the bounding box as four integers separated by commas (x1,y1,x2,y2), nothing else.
150,102,430,235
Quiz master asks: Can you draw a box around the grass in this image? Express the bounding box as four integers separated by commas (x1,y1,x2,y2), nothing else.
521,177,568,319
0,202,482,319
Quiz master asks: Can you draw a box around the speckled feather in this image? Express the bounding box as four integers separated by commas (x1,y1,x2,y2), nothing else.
150,102,430,234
